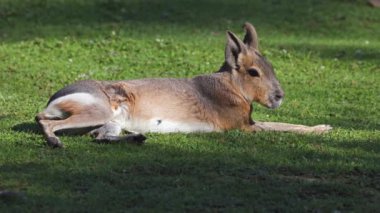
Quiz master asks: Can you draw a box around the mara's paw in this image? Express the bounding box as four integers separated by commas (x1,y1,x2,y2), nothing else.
89,128,102,139
312,124,333,134
127,134,147,145
94,134,147,145
46,137,64,148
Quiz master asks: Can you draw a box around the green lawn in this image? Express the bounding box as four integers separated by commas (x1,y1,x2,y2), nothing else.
1,0,379,211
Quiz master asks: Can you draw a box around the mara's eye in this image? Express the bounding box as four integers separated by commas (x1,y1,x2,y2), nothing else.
248,68,260,77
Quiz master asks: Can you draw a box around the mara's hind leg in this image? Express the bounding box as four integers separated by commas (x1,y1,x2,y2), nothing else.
36,104,112,148
90,122,146,145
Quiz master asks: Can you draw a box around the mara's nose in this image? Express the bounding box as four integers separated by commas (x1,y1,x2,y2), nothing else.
275,90,284,101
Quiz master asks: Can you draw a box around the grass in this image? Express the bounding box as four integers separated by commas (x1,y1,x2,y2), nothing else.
0,0,379,211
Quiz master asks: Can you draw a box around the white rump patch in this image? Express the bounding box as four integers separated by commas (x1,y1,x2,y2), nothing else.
43,93,97,118
49,93,97,106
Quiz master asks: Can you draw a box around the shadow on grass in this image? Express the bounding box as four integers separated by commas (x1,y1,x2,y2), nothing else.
0,115,11,121
0,0,370,42
0,131,379,211
12,122,99,137
12,122,40,135
275,42,380,62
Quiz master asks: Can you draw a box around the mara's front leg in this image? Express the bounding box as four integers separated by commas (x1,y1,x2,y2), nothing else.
249,121,332,134
90,122,146,144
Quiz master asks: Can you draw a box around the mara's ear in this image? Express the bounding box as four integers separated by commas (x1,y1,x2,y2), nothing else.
243,22,259,50
225,31,247,69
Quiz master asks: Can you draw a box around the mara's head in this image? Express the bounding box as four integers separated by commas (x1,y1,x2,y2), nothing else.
220,22,284,109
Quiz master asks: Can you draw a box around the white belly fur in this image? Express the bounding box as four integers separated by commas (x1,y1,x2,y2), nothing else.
111,105,215,134
125,118,215,133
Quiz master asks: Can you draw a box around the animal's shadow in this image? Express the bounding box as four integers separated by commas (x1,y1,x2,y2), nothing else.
12,122,97,136
12,122,41,135
11,122,141,145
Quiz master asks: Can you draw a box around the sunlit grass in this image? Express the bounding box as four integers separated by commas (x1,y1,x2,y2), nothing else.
0,0,379,211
